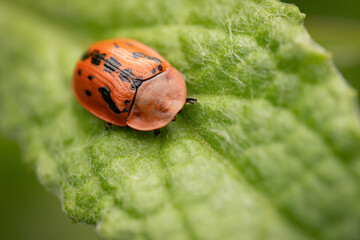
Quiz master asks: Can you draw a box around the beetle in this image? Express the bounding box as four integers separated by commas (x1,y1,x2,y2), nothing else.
73,38,196,135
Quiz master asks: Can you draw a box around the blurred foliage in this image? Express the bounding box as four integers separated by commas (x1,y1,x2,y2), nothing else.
0,136,99,239
284,0,360,100
0,0,359,239
305,17,360,95
283,0,360,20
284,0,360,20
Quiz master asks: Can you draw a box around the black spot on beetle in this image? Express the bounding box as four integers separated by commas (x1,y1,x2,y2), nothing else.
85,90,91,96
152,68,156,74
104,56,122,73
103,63,115,73
130,84,135,90
146,56,161,63
133,79,142,88
120,68,134,83
98,86,121,114
78,69,81,76
88,75,94,81
124,99,130,105
158,64,163,71
81,51,89,60
132,52,143,59
90,51,106,66
96,52,106,60
91,57,101,66
108,57,121,68
132,51,161,63
114,43,120,48
122,108,128,113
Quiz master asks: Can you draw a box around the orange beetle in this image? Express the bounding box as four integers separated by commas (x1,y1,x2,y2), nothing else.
73,39,196,135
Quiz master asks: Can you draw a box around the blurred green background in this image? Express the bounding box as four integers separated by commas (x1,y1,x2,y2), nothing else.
284,0,360,96
0,0,359,239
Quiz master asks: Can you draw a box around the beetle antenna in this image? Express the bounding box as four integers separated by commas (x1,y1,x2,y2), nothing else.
186,97,197,104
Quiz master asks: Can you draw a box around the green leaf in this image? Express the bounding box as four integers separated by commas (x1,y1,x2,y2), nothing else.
1,0,360,239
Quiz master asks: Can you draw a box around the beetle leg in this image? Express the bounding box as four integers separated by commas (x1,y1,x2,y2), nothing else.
105,123,113,131
172,116,177,122
154,129,160,136
186,97,197,104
